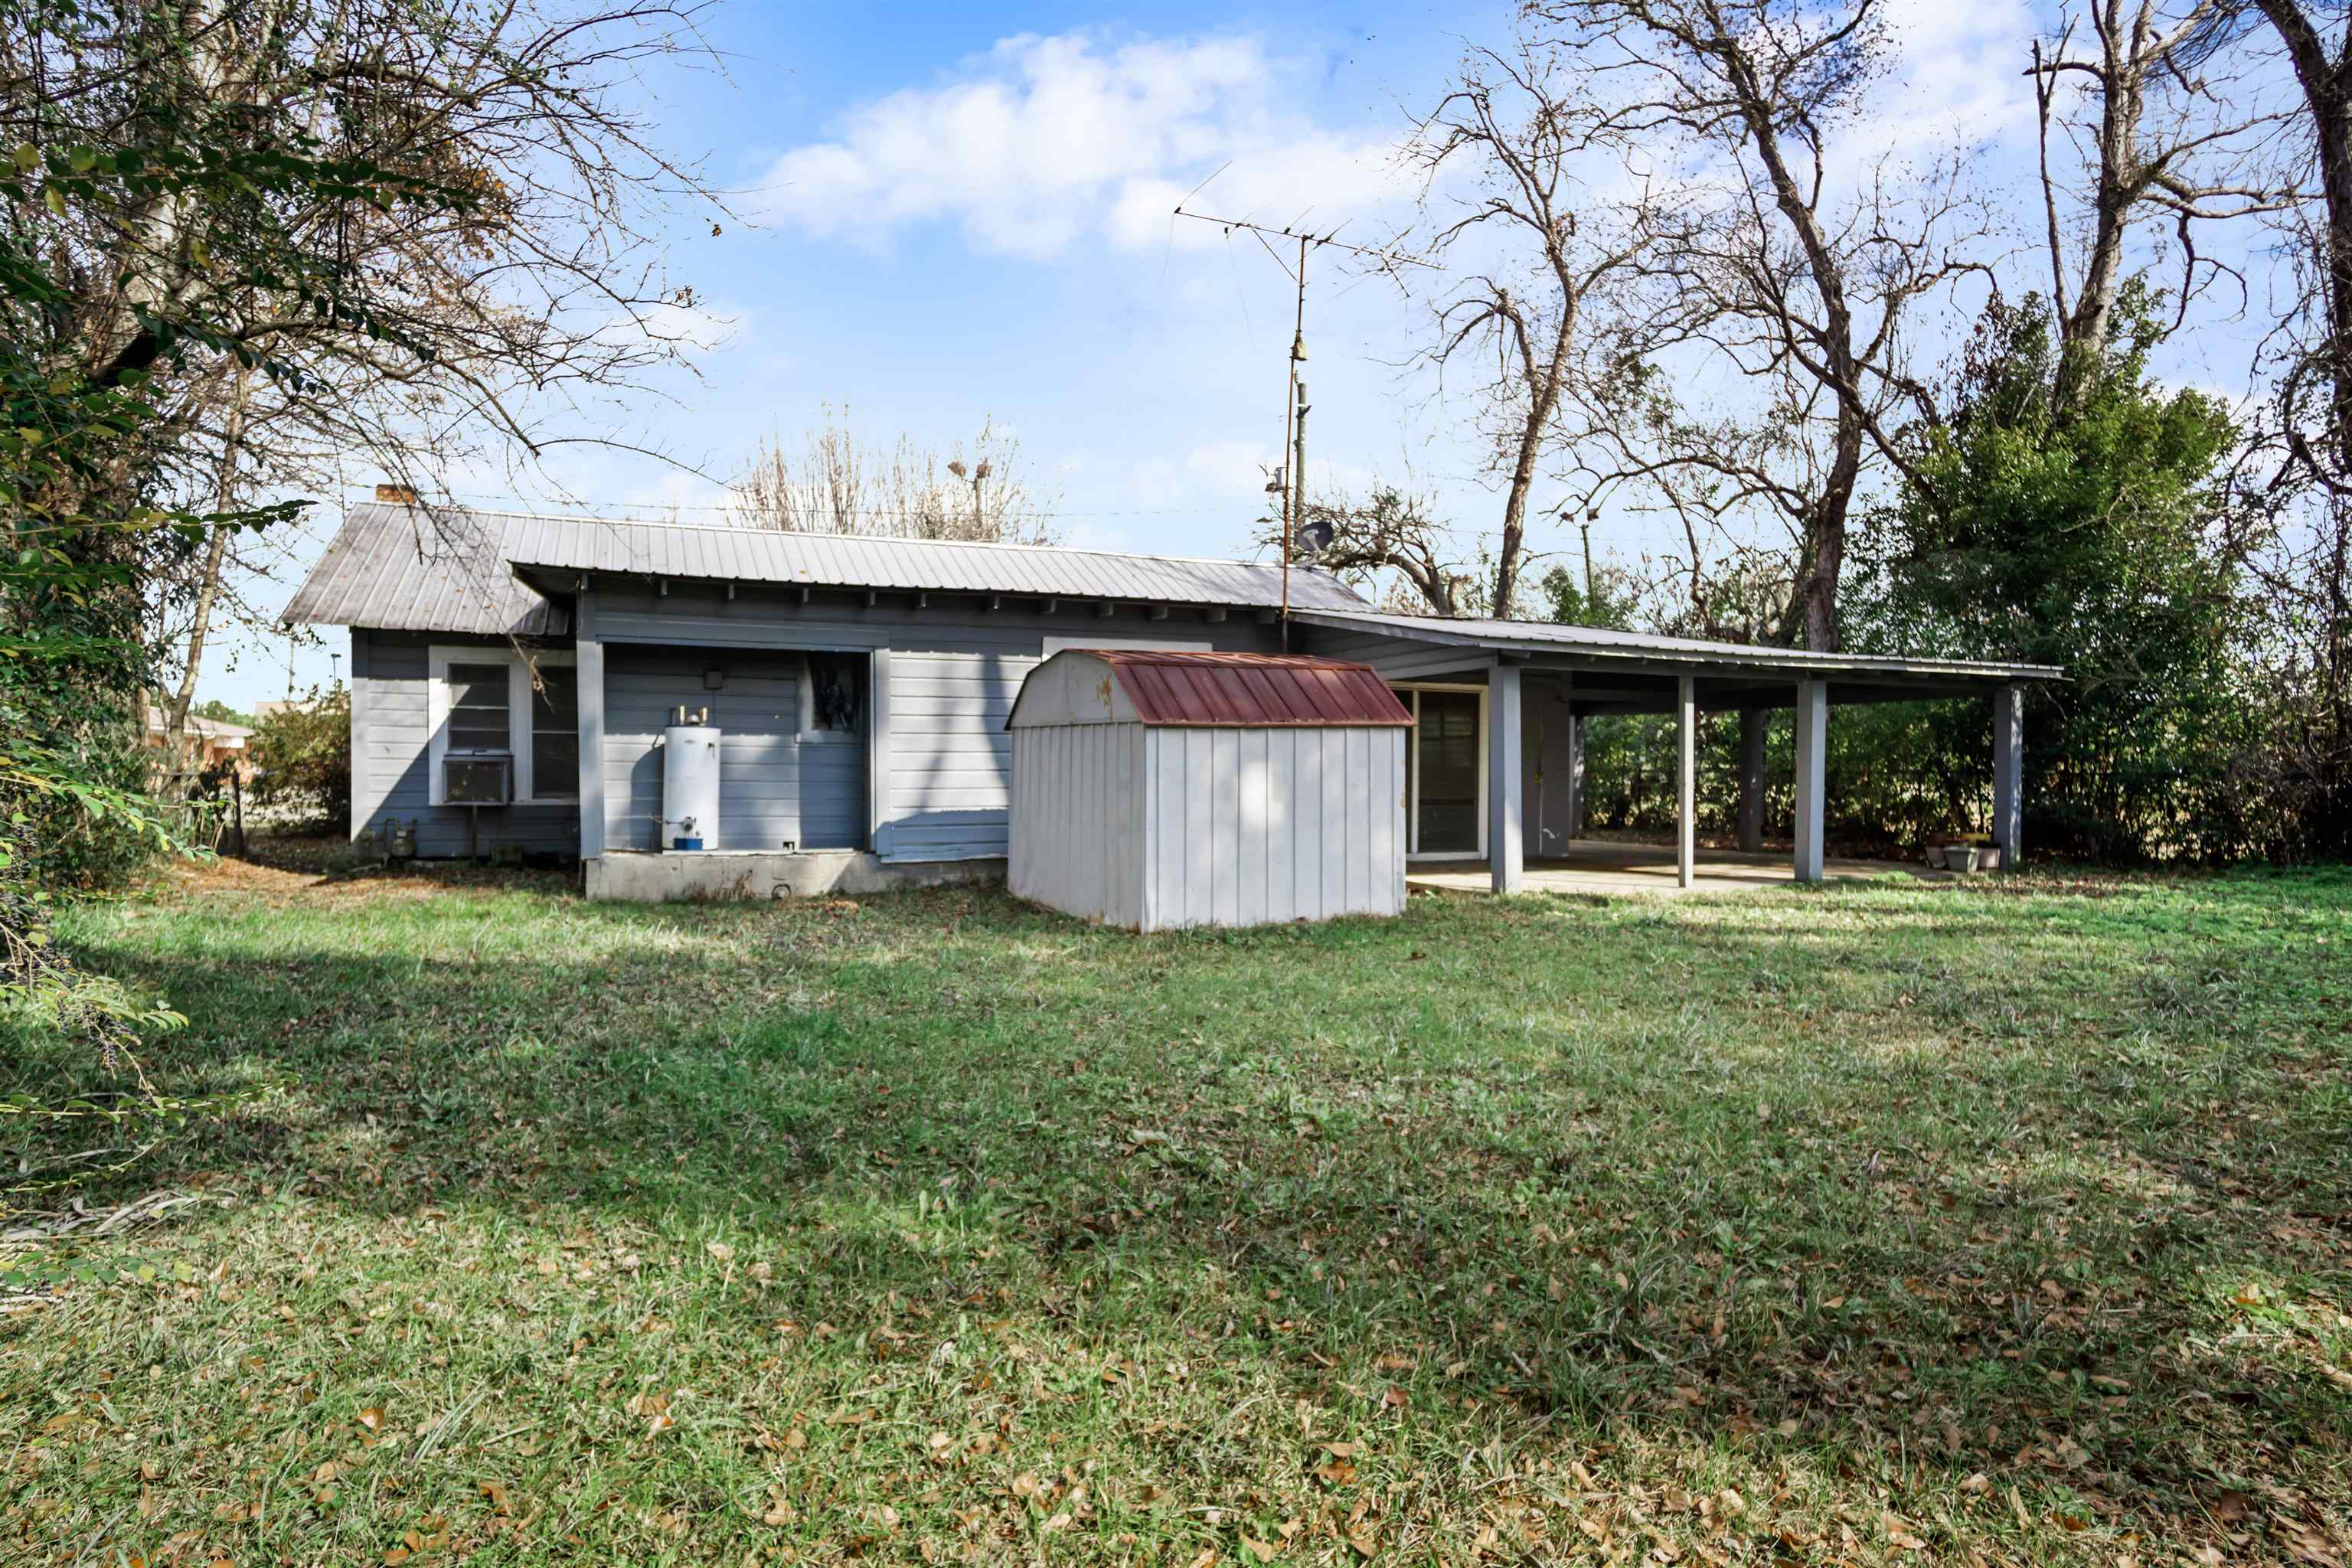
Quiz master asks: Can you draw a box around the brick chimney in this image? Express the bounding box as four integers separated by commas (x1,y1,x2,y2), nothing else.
375,482,419,504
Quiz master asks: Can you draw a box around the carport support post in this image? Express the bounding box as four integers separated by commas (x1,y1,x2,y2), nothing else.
1676,675,1697,889
1489,664,1524,893
1993,681,2024,867
577,636,605,859
1793,679,1828,883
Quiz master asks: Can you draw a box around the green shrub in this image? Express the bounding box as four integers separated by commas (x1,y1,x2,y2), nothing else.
249,687,351,831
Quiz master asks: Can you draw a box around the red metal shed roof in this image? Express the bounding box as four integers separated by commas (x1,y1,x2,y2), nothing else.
1081,649,1413,728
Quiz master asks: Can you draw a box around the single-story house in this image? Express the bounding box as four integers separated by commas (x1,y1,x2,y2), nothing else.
144,705,256,782
283,497,2059,899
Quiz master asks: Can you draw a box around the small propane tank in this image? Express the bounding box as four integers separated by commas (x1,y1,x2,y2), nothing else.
661,704,721,851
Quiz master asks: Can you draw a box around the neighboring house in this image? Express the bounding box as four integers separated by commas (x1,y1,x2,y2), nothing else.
284,497,2057,899
144,706,256,782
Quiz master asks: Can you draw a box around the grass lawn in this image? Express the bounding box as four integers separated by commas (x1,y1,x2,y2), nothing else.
5,857,2351,1566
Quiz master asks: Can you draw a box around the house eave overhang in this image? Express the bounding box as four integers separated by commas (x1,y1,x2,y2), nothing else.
521,562,1298,620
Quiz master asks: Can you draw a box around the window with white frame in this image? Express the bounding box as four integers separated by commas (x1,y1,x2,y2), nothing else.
446,662,512,753
429,645,577,804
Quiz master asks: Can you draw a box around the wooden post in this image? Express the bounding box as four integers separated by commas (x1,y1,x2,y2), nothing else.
577,635,606,859
1677,675,1697,889
1993,682,2024,867
1489,665,1524,894
1793,680,1827,883
1736,707,1766,852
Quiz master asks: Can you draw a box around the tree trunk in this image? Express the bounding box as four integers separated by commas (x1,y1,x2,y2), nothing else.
1786,404,1863,652
1491,312,1575,617
2053,2,2150,409
2258,0,2352,848
162,368,250,799
1736,707,1768,851
1725,46,1863,652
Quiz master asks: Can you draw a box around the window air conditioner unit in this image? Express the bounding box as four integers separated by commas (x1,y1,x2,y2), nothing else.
443,754,513,805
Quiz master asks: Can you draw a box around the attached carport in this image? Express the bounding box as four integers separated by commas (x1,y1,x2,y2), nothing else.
1288,608,2063,893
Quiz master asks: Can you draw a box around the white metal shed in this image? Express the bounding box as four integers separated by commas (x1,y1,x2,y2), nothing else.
1006,649,1413,931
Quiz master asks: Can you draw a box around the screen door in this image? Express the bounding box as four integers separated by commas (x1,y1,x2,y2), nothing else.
1413,690,1481,854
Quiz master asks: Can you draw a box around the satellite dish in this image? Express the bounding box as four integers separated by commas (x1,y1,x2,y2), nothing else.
1296,516,1337,559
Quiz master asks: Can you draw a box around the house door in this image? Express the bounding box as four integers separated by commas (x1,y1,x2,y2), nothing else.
1411,688,1483,856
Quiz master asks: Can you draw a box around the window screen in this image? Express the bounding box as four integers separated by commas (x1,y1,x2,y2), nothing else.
530,665,578,798
447,662,511,752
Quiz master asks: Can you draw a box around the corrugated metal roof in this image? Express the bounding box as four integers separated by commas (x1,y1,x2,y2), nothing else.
281,502,568,637
498,510,1368,609
1079,650,1413,728
285,503,1372,631
1292,608,2065,681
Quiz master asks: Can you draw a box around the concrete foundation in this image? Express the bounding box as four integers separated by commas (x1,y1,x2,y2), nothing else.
586,849,1004,903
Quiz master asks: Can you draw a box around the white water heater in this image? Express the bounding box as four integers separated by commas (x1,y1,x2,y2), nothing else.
661,706,721,851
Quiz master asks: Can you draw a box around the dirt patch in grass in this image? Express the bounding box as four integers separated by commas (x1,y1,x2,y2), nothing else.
157,838,577,906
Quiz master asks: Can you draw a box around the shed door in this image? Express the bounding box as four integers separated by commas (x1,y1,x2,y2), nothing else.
1413,690,1481,854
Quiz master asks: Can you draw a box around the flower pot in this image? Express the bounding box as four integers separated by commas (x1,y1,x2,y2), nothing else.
1923,844,1948,869
1946,845,1981,873
1978,844,2004,871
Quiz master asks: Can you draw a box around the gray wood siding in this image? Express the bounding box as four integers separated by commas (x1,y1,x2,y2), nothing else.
357,583,1285,864
886,648,1034,860
799,734,867,850
348,628,580,858
599,648,808,852
580,584,1279,862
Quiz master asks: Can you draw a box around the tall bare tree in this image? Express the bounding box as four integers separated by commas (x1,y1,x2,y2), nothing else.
1409,34,1658,617
1527,0,1991,652
2031,2,2288,410
731,411,1057,544
2259,1,2352,480
2246,0,2352,847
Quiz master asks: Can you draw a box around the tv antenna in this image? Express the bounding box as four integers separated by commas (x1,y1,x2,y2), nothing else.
1172,203,1437,646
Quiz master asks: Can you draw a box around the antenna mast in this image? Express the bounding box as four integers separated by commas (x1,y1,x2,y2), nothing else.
1171,205,1436,651
1284,234,1305,645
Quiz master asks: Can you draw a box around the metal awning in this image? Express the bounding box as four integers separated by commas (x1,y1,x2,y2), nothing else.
1292,608,2060,707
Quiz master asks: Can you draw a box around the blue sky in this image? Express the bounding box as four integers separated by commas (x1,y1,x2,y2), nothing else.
209,0,2270,710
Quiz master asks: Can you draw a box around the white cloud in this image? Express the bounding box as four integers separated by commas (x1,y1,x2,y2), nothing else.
1110,131,1407,253
613,299,746,354
1864,0,2039,157
753,31,1410,259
